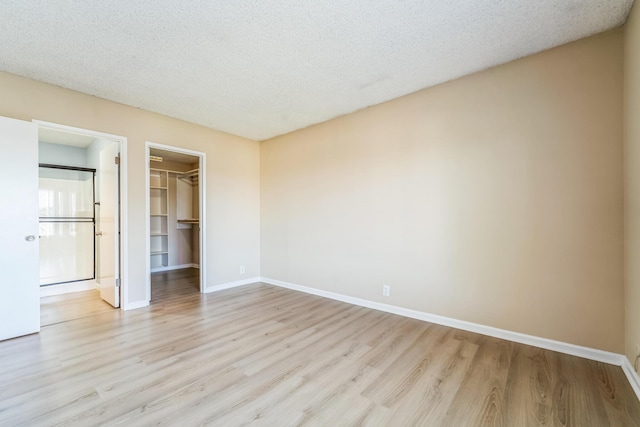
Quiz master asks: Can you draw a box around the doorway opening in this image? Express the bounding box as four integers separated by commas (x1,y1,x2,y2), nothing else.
145,142,205,303
36,122,127,325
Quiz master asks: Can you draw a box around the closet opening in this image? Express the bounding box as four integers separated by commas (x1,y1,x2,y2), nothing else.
145,143,205,302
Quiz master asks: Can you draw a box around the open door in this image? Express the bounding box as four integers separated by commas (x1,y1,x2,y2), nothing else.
0,116,40,340
98,142,120,308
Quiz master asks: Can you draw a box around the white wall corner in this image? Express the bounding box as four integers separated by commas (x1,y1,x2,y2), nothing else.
204,276,261,294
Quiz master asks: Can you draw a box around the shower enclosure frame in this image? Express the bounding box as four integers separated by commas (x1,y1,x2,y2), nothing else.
38,163,97,286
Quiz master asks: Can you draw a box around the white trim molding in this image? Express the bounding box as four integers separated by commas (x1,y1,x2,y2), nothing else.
39,280,96,297
204,277,262,294
145,141,207,301
257,276,640,401
33,120,129,312
201,275,640,401
622,357,640,401
260,277,620,364
150,263,200,273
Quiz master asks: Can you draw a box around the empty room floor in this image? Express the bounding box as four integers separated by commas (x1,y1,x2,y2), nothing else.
40,289,115,327
151,267,201,303
2,276,640,426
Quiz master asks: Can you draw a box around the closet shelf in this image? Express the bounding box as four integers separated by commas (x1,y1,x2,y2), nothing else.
150,168,170,270
177,218,199,224
151,167,198,176
150,167,184,174
178,169,199,184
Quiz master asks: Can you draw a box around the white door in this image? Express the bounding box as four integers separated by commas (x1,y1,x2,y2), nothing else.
98,143,120,308
0,117,39,340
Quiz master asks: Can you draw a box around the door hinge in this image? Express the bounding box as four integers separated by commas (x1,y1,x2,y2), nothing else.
115,156,121,165
116,278,120,287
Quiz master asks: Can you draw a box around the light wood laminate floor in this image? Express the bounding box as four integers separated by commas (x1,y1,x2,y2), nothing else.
39,265,200,327
3,269,640,426
151,267,201,303
41,288,114,326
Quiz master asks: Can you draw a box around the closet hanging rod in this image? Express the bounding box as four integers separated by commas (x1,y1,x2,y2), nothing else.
39,216,94,220
150,167,199,176
38,219,95,223
39,163,97,173
181,168,198,176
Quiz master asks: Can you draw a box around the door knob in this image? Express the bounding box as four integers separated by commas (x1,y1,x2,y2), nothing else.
25,235,36,241
96,232,103,236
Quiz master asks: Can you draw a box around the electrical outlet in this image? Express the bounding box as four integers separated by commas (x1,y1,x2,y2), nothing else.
382,284,390,297
240,265,245,274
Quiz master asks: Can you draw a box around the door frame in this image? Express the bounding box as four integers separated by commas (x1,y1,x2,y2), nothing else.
145,141,206,299
33,120,129,309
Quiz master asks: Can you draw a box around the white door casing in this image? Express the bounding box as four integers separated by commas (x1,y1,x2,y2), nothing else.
145,142,206,300
0,116,40,340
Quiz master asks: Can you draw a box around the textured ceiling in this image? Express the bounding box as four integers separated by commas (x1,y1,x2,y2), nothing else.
0,1,634,141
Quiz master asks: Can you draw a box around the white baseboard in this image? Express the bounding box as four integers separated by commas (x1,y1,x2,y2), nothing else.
123,300,149,311
259,277,640,401
151,263,199,273
117,274,640,402
40,280,97,297
204,276,261,293
622,357,640,400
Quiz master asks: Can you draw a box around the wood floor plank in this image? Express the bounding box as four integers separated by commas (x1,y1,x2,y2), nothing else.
591,359,640,424
0,268,638,426
361,324,453,405
439,336,515,426
388,339,478,425
40,289,114,326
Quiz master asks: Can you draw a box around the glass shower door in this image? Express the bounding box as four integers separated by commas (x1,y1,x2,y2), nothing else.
38,166,95,286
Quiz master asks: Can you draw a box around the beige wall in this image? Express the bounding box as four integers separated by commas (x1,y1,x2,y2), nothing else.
625,1,640,366
261,30,624,352
0,25,628,355
0,71,261,305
